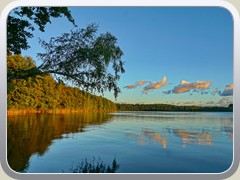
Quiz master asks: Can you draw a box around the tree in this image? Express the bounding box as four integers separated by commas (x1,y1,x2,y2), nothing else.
38,24,125,98
8,7,76,54
7,8,125,98
7,54,117,111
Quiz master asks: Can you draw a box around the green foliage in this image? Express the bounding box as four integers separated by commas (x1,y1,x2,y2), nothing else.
7,54,116,111
37,24,125,98
8,7,76,54
68,157,120,173
117,103,233,112
7,12,125,98
7,54,42,82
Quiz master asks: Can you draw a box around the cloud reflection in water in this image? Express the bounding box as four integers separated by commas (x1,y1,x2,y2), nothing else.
173,129,212,145
127,128,167,148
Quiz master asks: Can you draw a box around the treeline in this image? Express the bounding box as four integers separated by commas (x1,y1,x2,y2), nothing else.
7,54,116,112
7,54,233,113
116,103,233,112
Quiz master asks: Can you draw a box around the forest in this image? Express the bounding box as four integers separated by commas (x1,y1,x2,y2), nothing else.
7,54,116,113
116,103,233,112
7,7,233,114
7,54,233,113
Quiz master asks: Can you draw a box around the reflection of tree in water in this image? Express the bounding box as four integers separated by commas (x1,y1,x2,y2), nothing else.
127,128,167,148
173,129,212,145
67,157,119,173
7,113,113,172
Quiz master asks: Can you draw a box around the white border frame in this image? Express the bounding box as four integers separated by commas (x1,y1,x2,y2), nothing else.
0,0,239,179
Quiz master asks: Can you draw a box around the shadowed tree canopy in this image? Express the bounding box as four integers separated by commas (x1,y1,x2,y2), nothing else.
37,24,125,98
8,7,76,54
7,23,125,98
7,7,125,98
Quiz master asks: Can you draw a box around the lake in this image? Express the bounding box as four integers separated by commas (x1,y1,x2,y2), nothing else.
7,111,233,173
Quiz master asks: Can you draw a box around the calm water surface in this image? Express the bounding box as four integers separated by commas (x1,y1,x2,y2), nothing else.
7,111,233,173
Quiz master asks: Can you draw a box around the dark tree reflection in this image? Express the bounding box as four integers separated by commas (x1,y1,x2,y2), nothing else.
7,113,113,172
67,157,119,173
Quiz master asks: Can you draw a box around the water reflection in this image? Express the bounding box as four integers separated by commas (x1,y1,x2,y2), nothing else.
127,128,167,148
173,129,212,145
68,157,120,173
7,111,233,173
222,126,233,139
7,113,113,172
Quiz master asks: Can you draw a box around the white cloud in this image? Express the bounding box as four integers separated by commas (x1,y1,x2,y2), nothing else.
172,80,212,94
142,76,167,94
220,84,233,96
124,80,148,89
136,80,148,86
124,84,137,89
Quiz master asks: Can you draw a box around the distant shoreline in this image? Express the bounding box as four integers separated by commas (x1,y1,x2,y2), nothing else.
116,103,233,112
7,104,233,115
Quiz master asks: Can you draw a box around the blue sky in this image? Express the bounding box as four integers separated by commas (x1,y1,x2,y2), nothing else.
21,7,233,106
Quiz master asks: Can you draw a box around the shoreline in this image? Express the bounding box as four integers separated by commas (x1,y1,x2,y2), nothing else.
7,109,233,115
7,109,116,115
